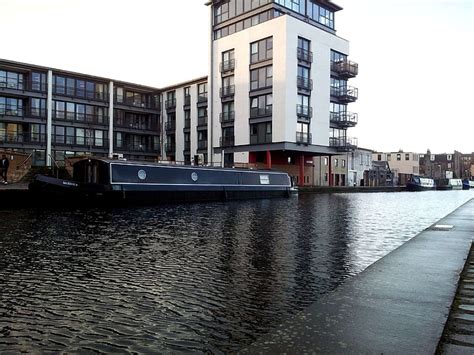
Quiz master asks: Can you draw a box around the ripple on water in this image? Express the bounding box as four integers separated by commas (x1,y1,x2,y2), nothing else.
0,190,473,353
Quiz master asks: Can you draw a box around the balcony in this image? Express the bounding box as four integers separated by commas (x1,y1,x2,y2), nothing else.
220,85,235,98
184,95,191,106
330,111,358,128
165,121,176,132
0,105,49,119
330,86,359,103
220,59,235,73
330,137,358,152
296,132,312,145
250,107,272,118
197,140,208,150
197,117,208,127
297,48,313,64
0,132,46,145
165,143,176,154
184,141,191,151
250,133,272,145
52,110,109,125
0,79,47,93
331,59,359,78
197,93,208,105
184,119,191,129
220,111,235,124
220,136,235,148
54,135,110,149
165,99,177,110
297,76,313,91
296,105,312,121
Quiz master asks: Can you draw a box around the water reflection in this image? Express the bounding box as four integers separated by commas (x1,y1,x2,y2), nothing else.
0,191,472,353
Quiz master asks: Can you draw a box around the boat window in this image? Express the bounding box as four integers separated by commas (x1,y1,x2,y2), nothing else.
260,175,270,185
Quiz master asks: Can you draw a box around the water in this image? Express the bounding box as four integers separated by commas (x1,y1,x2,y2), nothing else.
0,191,473,353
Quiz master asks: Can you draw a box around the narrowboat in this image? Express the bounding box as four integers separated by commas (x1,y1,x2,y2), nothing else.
449,179,463,190
28,158,297,205
406,176,435,191
463,179,474,190
435,178,452,191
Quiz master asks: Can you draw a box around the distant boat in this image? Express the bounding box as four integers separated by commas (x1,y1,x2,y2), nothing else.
406,176,435,191
463,179,474,190
449,179,463,190
436,178,452,191
29,158,297,205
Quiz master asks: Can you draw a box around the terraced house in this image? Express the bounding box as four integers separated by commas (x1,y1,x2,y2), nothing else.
0,0,358,186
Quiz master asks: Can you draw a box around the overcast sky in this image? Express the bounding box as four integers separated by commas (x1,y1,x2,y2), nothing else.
0,0,472,154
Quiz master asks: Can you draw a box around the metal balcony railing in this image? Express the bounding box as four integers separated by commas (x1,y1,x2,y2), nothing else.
52,110,109,125
54,85,108,101
197,117,208,127
197,93,208,104
220,136,235,147
165,121,176,131
220,111,235,123
297,76,313,91
330,86,359,103
331,59,359,78
197,140,208,150
0,79,47,92
296,105,312,120
296,132,312,145
184,141,191,151
250,133,272,145
184,119,191,129
330,111,358,127
53,135,110,148
297,48,313,64
220,59,235,73
0,132,47,144
250,107,272,118
220,85,235,98
165,99,177,110
330,137,358,151
184,95,191,106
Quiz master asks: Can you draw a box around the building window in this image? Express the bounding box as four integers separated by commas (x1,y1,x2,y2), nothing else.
250,122,272,144
447,154,452,161
250,37,273,63
387,154,391,161
221,49,235,72
198,83,208,103
405,153,410,161
397,154,401,161
430,154,435,161
250,94,272,118
324,157,328,166
250,66,273,90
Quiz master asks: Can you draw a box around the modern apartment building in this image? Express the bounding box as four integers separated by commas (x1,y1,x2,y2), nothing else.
1,0,358,185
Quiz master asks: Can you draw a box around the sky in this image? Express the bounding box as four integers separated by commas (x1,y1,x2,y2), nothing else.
0,0,473,154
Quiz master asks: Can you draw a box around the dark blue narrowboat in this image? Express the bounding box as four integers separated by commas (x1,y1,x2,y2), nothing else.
29,158,297,205
406,176,436,191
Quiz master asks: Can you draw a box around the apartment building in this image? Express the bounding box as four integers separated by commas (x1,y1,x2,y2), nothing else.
373,151,420,185
1,1,358,186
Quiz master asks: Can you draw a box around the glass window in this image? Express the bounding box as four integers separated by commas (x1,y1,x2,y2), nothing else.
66,102,75,120
86,82,95,99
76,104,85,121
55,101,65,119
66,78,75,96
95,130,104,147
76,128,85,145
55,76,66,94
66,127,75,144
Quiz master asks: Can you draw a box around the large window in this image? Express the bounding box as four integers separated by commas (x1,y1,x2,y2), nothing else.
250,66,273,90
198,83,208,103
250,94,272,118
0,70,24,90
0,97,23,116
250,122,272,144
214,0,272,25
30,98,46,117
250,37,273,63
308,1,334,28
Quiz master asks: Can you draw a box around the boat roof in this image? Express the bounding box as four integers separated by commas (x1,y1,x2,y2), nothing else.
74,158,284,174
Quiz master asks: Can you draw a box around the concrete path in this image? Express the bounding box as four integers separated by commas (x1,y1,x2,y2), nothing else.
242,199,474,354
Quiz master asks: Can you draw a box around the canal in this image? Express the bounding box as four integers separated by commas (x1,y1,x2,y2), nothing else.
0,191,473,353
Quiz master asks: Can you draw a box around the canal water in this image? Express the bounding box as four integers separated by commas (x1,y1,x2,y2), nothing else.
0,191,473,353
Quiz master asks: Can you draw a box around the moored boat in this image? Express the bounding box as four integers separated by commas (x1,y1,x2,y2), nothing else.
406,176,435,191
435,178,452,191
449,179,463,190
29,158,297,205
463,179,474,190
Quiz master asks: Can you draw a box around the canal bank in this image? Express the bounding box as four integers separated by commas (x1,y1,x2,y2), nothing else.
242,199,474,354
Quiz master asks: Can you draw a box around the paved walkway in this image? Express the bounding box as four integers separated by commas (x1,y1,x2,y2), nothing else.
242,199,474,354
0,182,28,190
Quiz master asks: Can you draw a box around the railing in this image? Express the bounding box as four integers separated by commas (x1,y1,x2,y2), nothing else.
165,143,176,153
197,140,208,150
220,85,235,98
250,133,272,145
220,136,235,147
330,111,358,127
296,132,312,145
118,143,158,153
0,133,46,144
16,152,33,172
184,95,191,106
296,104,312,119
220,111,235,123
165,99,177,110
197,93,208,104
250,107,272,118
54,85,108,101
0,106,24,117
330,137,358,151
197,117,208,127
53,135,109,148
52,110,109,125
297,48,313,64
165,121,176,131
330,86,359,103
220,59,235,73
47,153,61,178
331,59,359,78
115,119,159,131
297,76,313,91
184,119,191,129
0,79,47,92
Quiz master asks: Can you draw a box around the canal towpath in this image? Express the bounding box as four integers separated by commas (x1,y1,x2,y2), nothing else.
242,198,474,354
